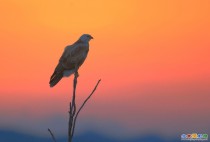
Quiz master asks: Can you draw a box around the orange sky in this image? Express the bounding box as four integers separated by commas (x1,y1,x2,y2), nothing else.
0,0,210,138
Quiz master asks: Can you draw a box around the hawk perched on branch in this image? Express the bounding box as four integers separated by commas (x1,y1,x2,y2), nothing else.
49,34,93,87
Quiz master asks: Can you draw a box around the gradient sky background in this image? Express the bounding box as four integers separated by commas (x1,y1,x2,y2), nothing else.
0,0,210,141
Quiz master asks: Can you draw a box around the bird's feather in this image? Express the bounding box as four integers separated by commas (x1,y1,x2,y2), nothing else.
49,37,90,87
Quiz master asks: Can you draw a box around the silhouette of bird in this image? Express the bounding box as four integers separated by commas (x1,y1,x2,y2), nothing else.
49,34,93,87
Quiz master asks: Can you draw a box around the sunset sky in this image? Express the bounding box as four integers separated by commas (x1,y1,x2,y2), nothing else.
0,0,210,141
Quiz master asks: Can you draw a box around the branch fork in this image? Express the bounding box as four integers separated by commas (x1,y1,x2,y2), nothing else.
48,71,101,142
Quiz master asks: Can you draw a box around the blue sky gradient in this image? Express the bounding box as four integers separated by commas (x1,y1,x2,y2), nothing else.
0,129,179,142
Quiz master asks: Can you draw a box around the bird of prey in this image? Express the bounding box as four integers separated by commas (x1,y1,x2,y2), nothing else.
49,34,93,87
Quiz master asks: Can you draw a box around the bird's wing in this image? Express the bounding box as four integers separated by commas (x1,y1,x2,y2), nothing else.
61,43,89,69
59,45,74,63
49,42,89,87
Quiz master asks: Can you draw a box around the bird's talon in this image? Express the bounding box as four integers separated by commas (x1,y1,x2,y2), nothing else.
75,71,79,78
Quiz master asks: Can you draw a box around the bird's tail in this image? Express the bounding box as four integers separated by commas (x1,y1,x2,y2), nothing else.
49,71,63,87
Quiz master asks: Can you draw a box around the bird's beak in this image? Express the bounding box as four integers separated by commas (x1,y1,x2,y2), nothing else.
90,36,94,39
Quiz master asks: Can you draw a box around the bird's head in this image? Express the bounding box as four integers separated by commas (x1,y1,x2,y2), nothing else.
79,34,93,43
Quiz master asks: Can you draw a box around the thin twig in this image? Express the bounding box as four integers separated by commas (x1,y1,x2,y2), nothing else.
68,102,72,142
71,79,101,137
68,72,78,142
48,128,57,142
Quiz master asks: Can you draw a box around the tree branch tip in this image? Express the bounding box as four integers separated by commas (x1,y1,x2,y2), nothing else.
48,128,57,142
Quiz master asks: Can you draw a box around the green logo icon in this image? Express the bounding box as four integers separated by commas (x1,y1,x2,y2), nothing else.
203,134,208,139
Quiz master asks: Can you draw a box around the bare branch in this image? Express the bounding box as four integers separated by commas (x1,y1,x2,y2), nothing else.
68,72,79,142
68,102,73,142
71,79,101,137
50,67,101,142
48,128,57,142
